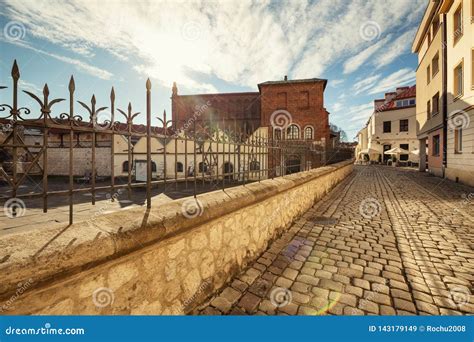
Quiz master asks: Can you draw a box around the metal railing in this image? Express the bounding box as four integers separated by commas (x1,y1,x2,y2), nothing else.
0,60,353,224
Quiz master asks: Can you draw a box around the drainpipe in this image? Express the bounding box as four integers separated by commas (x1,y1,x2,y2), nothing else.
442,13,448,177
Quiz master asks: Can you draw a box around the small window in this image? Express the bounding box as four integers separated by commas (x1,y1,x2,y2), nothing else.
454,4,463,43
273,129,282,140
249,160,260,171
455,127,463,153
432,135,440,156
277,92,287,109
383,121,391,133
427,100,431,119
432,16,439,37
454,61,464,97
432,53,439,77
396,100,402,107
432,93,439,116
151,161,157,172
304,126,313,140
176,162,184,172
122,161,132,172
427,65,431,84
299,91,309,109
198,162,208,173
399,119,409,132
409,99,416,105
287,124,300,140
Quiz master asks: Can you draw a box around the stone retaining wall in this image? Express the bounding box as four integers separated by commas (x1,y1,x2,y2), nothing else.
0,160,353,315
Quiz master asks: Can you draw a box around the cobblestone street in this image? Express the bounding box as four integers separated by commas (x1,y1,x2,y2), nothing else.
198,166,474,315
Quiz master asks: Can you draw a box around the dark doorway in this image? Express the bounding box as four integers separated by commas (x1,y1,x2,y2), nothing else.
286,157,301,174
383,144,391,163
223,162,233,179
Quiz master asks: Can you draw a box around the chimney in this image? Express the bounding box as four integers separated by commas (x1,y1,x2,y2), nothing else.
172,82,178,97
396,86,409,94
284,75,288,81
384,92,397,102
374,99,385,111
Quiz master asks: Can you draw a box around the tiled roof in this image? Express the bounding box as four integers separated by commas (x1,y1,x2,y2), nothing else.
376,85,416,112
258,78,328,90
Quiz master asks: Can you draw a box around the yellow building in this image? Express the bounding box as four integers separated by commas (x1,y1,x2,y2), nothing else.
413,0,474,186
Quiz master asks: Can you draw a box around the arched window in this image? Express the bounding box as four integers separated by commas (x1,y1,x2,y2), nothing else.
304,126,313,140
122,161,132,172
287,125,300,140
198,162,208,173
151,161,157,172
249,160,260,171
176,162,184,172
273,129,282,140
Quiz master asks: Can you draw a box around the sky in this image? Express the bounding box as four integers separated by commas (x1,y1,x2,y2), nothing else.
0,0,426,140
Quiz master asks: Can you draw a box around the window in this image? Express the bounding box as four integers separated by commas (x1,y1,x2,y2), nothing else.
273,129,282,140
432,135,440,156
454,4,463,43
383,121,391,133
198,162,208,173
396,100,402,107
287,124,300,140
122,161,132,172
400,144,409,161
432,93,439,116
454,61,464,97
176,162,184,172
427,100,431,119
427,65,431,84
299,91,309,109
399,119,409,132
432,16,439,37
304,126,313,140
455,127,463,153
409,99,416,105
471,49,474,87
249,160,260,171
277,92,287,109
151,161,157,172
432,53,439,77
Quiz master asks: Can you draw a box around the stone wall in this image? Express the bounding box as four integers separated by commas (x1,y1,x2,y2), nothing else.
47,147,111,176
0,160,353,315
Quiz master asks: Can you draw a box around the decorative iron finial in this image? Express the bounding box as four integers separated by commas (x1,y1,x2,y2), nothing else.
91,94,96,106
43,84,49,97
110,87,115,101
68,76,75,92
146,78,151,90
11,60,20,80
128,102,132,112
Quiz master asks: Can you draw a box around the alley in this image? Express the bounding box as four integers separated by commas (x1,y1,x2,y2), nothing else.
198,166,474,315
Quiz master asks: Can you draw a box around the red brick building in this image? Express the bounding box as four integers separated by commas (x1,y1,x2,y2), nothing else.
171,77,330,145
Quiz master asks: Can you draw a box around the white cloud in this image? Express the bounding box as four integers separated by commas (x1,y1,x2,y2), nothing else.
1,0,425,93
368,68,415,95
374,28,417,69
329,79,344,88
353,74,381,94
343,35,391,74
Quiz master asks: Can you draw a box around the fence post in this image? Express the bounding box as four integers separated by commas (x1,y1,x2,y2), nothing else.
146,79,151,209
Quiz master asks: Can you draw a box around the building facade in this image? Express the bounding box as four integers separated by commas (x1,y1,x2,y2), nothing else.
413,0,474,186
357,86,418,164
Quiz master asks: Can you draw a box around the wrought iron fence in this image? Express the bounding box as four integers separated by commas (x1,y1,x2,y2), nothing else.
0,60,353,225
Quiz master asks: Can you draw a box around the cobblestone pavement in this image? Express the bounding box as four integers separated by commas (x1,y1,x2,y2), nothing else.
198,166,474,315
